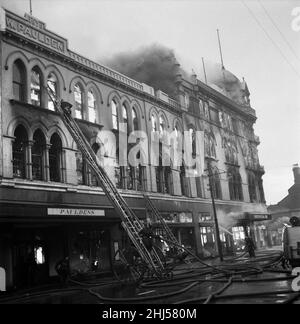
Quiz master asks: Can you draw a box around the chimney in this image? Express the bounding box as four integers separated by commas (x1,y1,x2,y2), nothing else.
293,164,300,184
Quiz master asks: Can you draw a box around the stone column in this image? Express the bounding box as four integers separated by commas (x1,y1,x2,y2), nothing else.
26,140,34,180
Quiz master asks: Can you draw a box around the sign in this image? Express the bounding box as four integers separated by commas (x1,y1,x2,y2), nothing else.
48,208,105,217
5,11,67,54
247,213,271,221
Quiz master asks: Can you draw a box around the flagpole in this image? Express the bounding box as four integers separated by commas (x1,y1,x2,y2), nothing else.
30,0,33,15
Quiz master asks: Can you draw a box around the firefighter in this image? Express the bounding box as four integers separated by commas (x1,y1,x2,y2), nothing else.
55,256,70,285
139,224,154,251
245,236,256,258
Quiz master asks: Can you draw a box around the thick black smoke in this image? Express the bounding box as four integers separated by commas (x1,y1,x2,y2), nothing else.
102,44,184,99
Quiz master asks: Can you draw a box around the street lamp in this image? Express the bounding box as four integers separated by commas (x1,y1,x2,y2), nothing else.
207,160,224,262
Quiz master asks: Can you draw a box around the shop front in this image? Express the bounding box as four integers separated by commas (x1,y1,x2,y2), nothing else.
0,205,122,290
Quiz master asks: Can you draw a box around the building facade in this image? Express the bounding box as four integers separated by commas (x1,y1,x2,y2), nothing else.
0,8,268,290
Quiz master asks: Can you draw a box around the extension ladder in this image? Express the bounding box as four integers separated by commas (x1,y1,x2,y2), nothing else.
46,87,165,278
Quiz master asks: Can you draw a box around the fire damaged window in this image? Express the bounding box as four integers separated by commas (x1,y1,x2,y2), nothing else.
88,90,97,123
47,73,58,111
32,130,46,181
49,133,63,182
76,151,87,185
228,167,243,201
13,59,26,102
30,66,42,106
74,83,84,119
13,125,28,179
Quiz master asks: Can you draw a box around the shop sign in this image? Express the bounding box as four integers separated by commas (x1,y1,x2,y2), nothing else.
248,213,271,221
48,208,105,216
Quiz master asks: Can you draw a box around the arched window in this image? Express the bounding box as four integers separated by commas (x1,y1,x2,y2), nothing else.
13,125,28,178
248,172,257,202
228,167,243,201
13,60,26,102
122,104,128,133
49,133,62,182
74,83,84,119
151,114,158,132
132,107,139,131
159,116,166,134
111,100,118,130
47,73,58,111
31,66,42,106
88,90,96,123
32,130,46,181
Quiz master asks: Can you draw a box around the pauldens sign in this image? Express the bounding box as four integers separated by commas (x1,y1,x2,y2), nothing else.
48,208,105,216
0,8,67,54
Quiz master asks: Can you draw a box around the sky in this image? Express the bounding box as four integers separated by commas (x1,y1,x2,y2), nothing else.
1,0,300,205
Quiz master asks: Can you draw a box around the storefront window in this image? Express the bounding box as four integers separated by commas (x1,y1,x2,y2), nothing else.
179,213,193,223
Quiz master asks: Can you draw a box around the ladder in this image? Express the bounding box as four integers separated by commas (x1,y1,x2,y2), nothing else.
46,87,165,278
144,194,180,249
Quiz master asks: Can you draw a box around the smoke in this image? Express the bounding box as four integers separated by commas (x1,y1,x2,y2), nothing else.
102,44,188,99
217,204,268,231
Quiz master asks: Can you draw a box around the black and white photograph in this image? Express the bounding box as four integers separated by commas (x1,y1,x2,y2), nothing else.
0,0,299,309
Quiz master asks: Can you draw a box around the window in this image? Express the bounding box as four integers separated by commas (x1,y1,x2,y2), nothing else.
88,90,96,123
49,133,63,182
13,60,26,102
32,130,46,181
132,108,139,131
74,83,84,119
122,104,128,132
111,100,118,130
13,125,28,179
151,114,158,132
189,128,196,157
76,151,85,185
31,67,42,106
180,165,188,196
258,177,265,203
159,116,166,134
248,172,257,202
224,139,238,165
228,167,243,201
212,170,222,200
205,132,217,159
91,143,101,187
47,73,58,111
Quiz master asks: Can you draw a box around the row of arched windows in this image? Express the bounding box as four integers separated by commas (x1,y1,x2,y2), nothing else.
12,59,98,124
13,125,64,182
